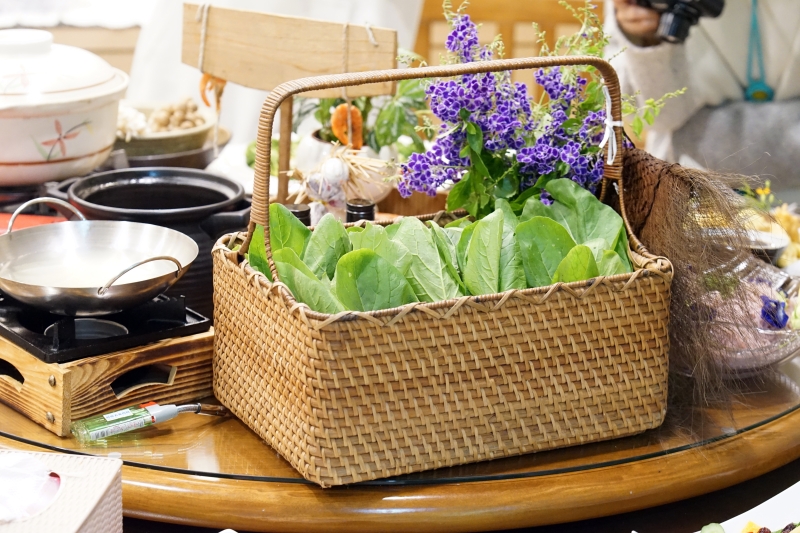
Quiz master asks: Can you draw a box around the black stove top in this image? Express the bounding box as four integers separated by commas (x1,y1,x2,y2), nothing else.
0,294,211,364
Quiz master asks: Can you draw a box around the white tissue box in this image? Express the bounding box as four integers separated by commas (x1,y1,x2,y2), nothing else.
0,450,122,533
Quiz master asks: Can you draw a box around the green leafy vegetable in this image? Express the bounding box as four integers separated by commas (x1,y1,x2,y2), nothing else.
597,250,628,276
552,245,599,283
302,213,351,281
247,224,272,281
495,200,526,291
269,203,310,257
463,209,504,295
391,217,461,302
334,249,418,311
428,221,466,293
516,217,577,288
457,221,478,276
273,248,344,314
349,222,412,276
444,217,473,229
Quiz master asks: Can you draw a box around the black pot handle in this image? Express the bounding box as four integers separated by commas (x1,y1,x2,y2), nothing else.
199,202,251,240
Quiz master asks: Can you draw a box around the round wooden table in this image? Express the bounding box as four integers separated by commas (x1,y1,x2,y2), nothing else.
2,357,800,533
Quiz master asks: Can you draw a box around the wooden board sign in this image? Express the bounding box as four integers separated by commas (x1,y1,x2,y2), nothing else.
182,3,397,98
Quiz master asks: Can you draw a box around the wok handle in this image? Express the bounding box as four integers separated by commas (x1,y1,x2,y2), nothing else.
6,197,86,234
98,256,183,296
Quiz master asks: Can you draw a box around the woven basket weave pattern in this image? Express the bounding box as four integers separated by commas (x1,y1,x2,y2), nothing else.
213,246,671,486
212,56,673,487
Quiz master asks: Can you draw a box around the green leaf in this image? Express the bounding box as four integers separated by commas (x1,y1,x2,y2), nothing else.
447,172,474,213
597,249,628,276
442,227,464,262
614,227,634,272
273,248,344,314
632,115,644,138
247,224,272,281
583,237,611,264
509,186,540,215
428,222,466,293
469,147,492,179
347,226,365,234
269,202,311,257
643,108,655,126
516,217,577,288
385,223,400,239
493,166,520,199
495,200,526,291
466,122,483,154
302,213,351,281
552,245,599,284
374,101,406,148
520,194,552,222
349,222,412,276
444,217,473,229
457,221,478,280
537,179,625,251
391,217,461,302
334,249,418,311
463,209,504,296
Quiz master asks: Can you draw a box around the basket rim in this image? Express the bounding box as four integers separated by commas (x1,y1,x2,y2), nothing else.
214,237,672,327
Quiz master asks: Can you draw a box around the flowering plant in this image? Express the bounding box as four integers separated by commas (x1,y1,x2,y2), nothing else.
398,1,674,218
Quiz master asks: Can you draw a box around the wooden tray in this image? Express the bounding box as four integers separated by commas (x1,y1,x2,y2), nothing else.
1,355,800,532
0,330,213,436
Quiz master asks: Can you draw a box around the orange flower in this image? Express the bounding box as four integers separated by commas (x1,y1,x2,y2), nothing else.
330,103,363,149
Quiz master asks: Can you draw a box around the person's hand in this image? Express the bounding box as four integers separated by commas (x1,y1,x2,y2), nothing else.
613,0,661,47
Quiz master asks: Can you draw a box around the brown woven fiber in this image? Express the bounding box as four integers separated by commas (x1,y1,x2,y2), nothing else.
212,57,674,487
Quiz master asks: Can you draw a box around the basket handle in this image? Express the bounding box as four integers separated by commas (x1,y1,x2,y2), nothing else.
243,55,641,278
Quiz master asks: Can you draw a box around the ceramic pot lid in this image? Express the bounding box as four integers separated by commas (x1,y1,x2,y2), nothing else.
0,29,116,97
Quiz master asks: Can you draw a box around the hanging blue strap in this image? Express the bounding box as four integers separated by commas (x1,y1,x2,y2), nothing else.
745,0,774,101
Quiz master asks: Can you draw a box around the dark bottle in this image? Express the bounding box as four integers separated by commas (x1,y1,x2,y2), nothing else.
284,204,311,226
346,199,376,223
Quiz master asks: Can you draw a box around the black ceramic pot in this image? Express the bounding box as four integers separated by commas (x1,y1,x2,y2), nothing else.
44,168,250,320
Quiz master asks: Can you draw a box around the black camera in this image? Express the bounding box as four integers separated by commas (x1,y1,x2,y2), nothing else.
634,0,725,43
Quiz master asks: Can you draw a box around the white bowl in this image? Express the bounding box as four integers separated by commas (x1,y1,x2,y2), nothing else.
0,29,128,185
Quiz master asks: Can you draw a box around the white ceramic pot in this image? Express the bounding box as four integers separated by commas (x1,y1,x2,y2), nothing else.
0,29,128,185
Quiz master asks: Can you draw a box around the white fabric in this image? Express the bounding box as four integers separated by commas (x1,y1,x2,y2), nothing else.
604,0,800,162
0,0,157,29
126,0,424,146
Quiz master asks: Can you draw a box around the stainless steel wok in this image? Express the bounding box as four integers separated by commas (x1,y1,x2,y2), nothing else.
0,198,198,316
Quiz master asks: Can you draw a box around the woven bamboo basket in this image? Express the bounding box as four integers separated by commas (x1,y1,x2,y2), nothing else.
212,56,673,487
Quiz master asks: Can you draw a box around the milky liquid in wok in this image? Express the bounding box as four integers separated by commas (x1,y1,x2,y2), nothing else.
1,248,176,288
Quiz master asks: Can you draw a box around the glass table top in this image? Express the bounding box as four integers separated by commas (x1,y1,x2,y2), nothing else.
2,356,800,486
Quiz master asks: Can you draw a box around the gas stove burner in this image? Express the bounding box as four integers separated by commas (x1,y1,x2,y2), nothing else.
43,318,129,340
0,294,210,363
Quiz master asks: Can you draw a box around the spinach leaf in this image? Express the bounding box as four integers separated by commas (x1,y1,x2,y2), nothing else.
463,209,504,296
442,227,464,267
538,179,623,250
247,224,272,281
445,217,473,229
614,227,634,272
583,238,611,265
516,216,577,288
334,249,418,311
552,245,599,283
269,202,311,257
347,226,364,234
385,223,400,239
273,248,344,314
457,221,478,277
302,213,351,281
597,249,629,276
391,217,461,302
428,222,466,294
349,222,412,276
495,199,526,292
